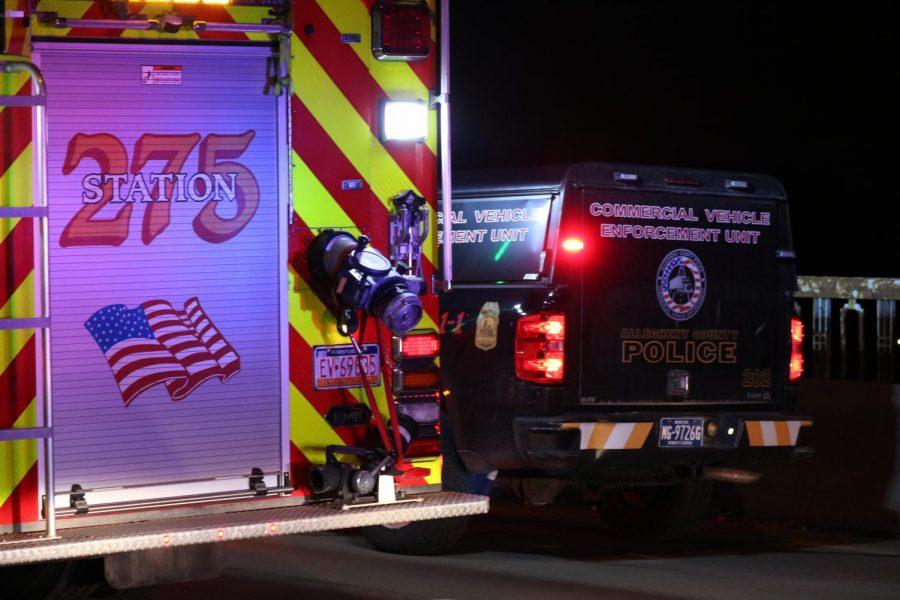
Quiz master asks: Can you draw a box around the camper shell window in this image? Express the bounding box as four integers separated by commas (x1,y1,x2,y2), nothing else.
442,195,552,283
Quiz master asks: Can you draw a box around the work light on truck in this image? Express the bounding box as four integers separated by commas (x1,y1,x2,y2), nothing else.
515,312,566,384
789,316,805,382
371,0,432,62
382,100,429,142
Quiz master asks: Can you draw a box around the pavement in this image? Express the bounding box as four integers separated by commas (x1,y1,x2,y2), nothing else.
135,502,900,600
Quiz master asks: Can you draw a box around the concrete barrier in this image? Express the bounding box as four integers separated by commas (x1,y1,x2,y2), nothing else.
730,379,900,533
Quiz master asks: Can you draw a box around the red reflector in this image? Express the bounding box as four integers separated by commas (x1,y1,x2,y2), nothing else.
372,1,432,62
789,317,804,382
396,332,440,359
515,312,565,384
561,237,584,253
405,437,441,458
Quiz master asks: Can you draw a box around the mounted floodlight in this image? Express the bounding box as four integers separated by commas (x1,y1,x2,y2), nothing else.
382,100,428,142
371,0,432,62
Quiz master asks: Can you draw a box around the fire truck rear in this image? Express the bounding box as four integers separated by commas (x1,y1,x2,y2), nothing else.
0,0,485,594
440,163,810,538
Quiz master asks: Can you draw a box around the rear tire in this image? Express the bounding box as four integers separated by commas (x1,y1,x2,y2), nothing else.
361,419,478,555
594,480,712,541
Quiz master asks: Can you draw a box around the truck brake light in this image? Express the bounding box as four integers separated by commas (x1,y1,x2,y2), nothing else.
372,0,432,62
789,316,804,382
515,312,565,384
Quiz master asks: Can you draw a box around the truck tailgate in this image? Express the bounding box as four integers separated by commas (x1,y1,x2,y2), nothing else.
571,187,786,405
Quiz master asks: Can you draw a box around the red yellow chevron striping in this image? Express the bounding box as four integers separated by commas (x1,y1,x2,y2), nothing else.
0,0,444,526
2,0,38,524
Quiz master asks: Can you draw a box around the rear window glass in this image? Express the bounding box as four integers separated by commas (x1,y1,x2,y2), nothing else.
439,195,552,282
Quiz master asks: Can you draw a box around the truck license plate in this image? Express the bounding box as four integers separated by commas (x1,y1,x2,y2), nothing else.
658,417,704,448
313,343,381,390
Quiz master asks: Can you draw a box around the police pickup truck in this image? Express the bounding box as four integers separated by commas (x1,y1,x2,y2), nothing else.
439,163,810,536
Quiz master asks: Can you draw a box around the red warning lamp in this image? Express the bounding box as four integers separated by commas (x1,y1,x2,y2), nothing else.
372,1,432,62
561,237,584,253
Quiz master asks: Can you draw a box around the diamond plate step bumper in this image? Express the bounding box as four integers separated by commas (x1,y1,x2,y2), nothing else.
0,492,488,566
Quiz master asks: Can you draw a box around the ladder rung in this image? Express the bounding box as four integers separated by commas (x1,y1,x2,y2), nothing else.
0,95,45,107
0,207,48,219
0,427,52,442
0,317,50,331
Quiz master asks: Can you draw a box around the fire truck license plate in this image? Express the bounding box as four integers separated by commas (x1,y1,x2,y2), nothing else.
658,418,704,448
313,343,381,390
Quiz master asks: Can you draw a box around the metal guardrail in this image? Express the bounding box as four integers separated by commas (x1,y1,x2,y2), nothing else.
795,276,899,382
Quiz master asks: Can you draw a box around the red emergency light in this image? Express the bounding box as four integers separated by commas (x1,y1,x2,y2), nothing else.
561,237,584,253
372,0,432,62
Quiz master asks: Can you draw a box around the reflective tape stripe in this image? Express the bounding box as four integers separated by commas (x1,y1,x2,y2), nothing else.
625,422,654,449
0,399,38,509
745,420,812,447
290,34,423,206
289,384,346,466
314,0,437,157
563,422,652,451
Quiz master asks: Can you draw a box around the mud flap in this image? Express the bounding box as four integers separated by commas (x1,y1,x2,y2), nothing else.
104,544,225,590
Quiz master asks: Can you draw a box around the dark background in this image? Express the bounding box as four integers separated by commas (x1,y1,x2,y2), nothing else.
450,1,899,277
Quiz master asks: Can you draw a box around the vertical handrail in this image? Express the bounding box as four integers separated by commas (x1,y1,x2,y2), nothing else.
437,0,453,290
0,60,55,538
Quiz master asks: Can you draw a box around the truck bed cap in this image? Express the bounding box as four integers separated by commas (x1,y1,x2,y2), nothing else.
453,162,787,201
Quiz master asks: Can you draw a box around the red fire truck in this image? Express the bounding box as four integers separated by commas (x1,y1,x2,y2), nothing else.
0,0,484,595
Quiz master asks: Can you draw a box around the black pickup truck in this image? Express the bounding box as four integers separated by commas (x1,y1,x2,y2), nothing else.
439,162,811,536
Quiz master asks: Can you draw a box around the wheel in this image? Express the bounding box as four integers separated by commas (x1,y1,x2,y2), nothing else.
594,480,712,541
0,559,110,600
361,418,481,555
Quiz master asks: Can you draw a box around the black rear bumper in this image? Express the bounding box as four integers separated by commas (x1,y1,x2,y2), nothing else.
513,412,812,482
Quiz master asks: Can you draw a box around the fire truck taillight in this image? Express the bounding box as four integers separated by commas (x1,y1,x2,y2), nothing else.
393,330,440,361
392,367,440,394
789,316,804,382
391,329,442,458
515,312,565,384
372,0,432,62
382,100,428,142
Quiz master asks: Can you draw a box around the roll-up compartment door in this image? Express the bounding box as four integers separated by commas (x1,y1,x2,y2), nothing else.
35,42,288,509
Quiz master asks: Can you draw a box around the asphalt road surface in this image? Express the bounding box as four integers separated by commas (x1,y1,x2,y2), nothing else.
137,503,900,600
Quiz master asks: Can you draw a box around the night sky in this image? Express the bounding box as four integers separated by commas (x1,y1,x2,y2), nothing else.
450,1,899,277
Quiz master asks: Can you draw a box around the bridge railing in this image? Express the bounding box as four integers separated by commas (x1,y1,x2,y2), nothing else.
795,276,899,382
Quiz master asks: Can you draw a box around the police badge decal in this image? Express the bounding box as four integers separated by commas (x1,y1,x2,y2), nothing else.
656,249,707,321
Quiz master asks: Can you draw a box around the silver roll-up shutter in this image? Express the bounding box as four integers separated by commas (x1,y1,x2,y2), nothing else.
35,42,287,508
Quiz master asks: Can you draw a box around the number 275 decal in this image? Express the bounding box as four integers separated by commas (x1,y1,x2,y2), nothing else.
60,131,260,247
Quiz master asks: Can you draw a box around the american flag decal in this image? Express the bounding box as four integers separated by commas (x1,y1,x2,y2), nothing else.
85,297,241,406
